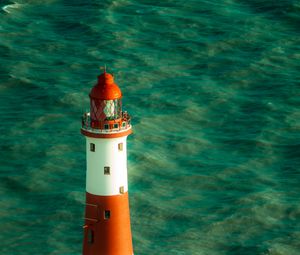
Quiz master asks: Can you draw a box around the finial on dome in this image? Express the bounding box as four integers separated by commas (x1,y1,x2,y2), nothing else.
100,64,107,74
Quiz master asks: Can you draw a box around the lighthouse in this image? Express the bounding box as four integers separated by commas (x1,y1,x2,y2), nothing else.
81,71,133,255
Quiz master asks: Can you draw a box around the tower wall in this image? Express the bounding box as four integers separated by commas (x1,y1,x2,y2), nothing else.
86,136,128,196
83,192,133,255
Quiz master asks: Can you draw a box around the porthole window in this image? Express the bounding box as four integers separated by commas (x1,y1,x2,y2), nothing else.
104,166,110,175
104,210,111,220
122,122,126,127
119,186,124,194
118,143,123,151
90,143,95,152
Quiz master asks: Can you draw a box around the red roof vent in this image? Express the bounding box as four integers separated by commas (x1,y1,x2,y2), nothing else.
89,72,122,100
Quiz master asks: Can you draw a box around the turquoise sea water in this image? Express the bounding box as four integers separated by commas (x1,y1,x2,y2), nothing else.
0,1,299,254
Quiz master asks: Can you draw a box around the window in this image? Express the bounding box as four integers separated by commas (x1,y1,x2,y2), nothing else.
104,124,109,130
118,143,123,151
103,99,122,120
104,210,110,220
122,122,126,127
113,123,119,129
88,229,94,244
119,186,124,194
103,100,115,119
90,143,95,152
104,166,110,175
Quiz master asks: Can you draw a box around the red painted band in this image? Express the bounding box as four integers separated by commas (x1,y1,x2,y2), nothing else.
81,128,132,138
82,192,133,255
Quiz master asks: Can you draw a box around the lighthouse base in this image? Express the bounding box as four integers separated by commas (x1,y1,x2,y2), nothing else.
82,192,133,255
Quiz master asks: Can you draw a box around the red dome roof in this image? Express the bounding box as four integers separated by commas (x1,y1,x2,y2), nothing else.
89,72,122,100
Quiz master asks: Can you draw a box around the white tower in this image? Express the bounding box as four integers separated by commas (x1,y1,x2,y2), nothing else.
81,71,133,255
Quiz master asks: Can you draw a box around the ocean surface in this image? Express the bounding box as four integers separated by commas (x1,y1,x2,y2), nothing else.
0,0,299,254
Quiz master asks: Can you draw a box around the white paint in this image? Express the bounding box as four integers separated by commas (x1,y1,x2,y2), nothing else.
85,135,129,196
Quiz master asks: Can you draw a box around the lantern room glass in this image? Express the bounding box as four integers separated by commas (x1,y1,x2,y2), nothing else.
90,98,122,121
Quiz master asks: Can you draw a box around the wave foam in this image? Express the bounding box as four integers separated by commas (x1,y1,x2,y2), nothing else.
2,2,23,14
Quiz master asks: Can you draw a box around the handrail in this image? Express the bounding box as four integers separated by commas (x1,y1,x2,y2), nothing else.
81,112,131,134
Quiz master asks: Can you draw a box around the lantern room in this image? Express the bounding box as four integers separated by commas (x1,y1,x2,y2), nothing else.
81,71,131,132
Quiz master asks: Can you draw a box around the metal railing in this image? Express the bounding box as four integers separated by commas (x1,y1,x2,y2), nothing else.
81,112,131,134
